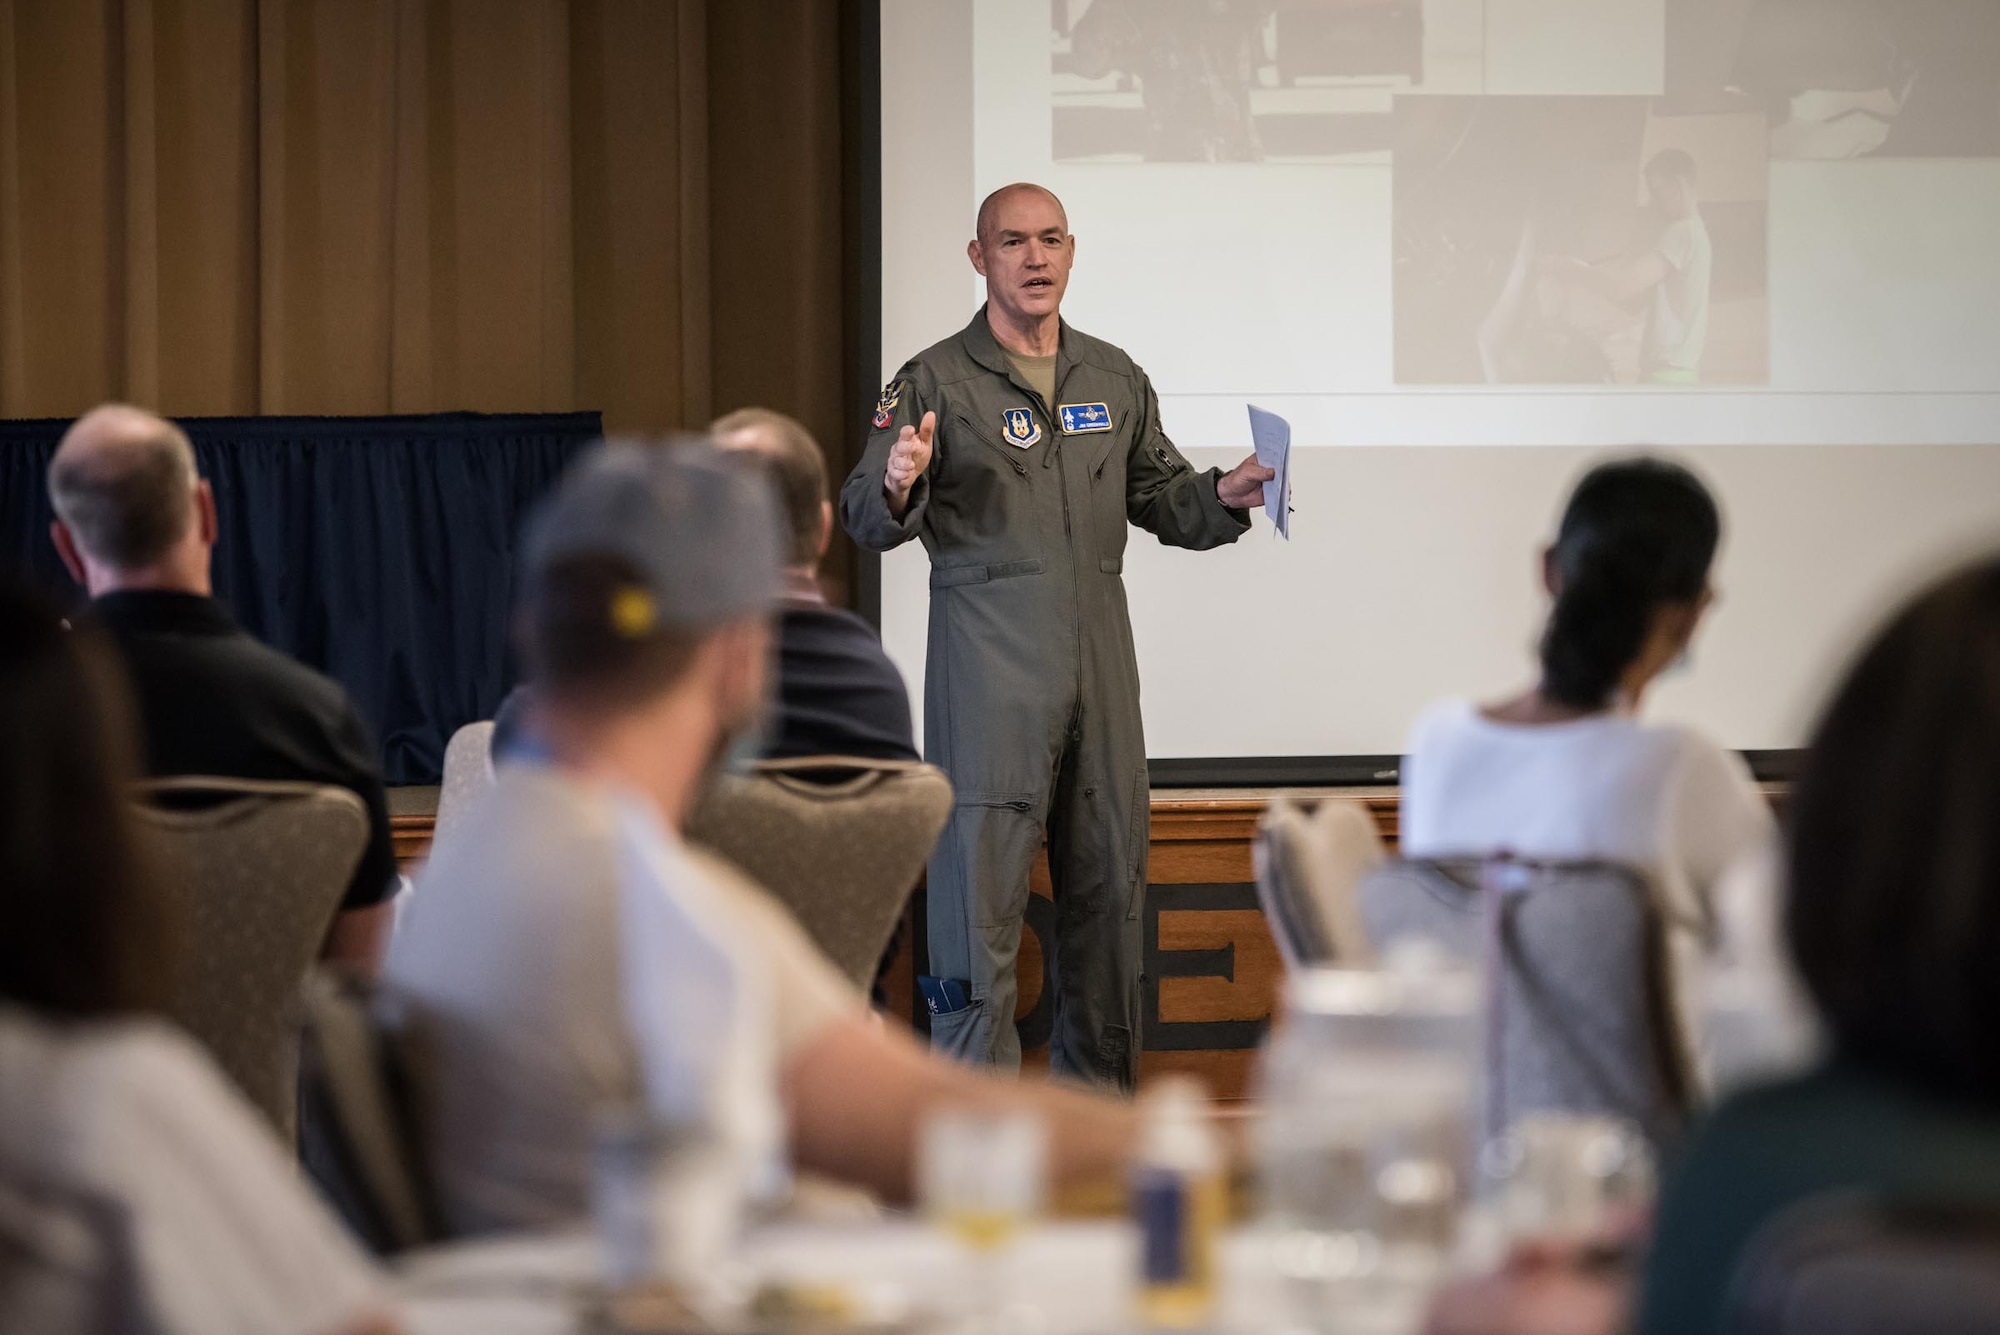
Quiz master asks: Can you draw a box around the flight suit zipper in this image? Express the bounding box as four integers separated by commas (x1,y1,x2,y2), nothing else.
1022,389,1073,540
1028,379,1085,749
1057,447,1072,538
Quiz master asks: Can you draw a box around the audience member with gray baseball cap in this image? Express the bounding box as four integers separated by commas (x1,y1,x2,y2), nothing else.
522,439,786,637
388,441,1135,1232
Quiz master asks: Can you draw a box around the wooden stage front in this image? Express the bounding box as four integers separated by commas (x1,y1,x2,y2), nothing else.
393,786,1399,1101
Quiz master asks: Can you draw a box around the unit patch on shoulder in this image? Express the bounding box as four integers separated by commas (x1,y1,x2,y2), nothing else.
871,381,903,430
1000,406,1043,448
1058,402,1113,434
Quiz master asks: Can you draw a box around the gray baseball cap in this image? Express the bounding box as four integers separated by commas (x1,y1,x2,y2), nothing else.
520,439,784,633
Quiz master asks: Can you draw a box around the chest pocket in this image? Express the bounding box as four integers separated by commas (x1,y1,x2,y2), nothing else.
1084,418,1131,564
929,409,1043,567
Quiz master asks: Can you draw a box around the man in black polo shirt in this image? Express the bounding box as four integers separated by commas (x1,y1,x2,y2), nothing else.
490,414,920,767
46,404,398,974
712,407,920,765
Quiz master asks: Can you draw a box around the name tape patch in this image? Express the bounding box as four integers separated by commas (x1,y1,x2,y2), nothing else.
1059,402,1113,434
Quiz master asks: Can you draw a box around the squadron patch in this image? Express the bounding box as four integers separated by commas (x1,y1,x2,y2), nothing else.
1058,402,1113,434
871,381,903,430
1000,406,1043,448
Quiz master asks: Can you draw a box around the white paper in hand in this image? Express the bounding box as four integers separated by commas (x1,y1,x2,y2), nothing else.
1246,403,1291,539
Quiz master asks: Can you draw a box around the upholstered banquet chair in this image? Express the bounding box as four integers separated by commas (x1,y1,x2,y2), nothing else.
1729,1198,2000,1335
432,720,497,851
687,757,954,988
297,971,440,1255
1253,797,1386,968
133,778,369,1141
0,1177,131,1334
1357,856,1695,1150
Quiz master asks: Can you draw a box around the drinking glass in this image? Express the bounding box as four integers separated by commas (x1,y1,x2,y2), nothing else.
918,1107,1048,1333
1256,968,1480,1335
1484,1113,1653,1247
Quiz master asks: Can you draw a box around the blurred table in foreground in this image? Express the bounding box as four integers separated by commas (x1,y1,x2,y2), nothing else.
396,1218,1431,1335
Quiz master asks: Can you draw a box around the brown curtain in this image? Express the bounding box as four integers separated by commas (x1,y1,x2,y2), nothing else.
0,0,857,585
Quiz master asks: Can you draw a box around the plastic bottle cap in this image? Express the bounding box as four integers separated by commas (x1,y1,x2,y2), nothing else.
1139,1076,1218,1173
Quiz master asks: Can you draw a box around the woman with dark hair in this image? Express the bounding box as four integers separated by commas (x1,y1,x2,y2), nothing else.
1634,553,2000,1333
0,578,396,1335
1427,554,2000,1335
1400,457,1775,1036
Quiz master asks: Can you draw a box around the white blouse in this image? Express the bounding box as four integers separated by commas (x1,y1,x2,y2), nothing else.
1401,699,1781,1066
1402,698,1774,931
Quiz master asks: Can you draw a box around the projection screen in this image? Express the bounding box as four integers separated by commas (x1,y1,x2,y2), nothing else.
875,0,2000,774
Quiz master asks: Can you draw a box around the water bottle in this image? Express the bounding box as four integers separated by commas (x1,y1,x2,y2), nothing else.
1131,1077,1226,1328
1253,967,1479,1335
592,1104,742,1298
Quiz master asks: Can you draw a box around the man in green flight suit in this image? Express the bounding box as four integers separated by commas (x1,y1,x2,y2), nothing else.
841,183,1273,1091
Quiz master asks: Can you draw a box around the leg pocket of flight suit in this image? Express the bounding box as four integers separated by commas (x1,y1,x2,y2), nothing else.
935,793,1043,1000
1083,765,1150,1091
1122,764,1152,923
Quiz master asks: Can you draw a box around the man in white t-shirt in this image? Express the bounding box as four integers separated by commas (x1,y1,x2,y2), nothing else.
388,442,1135,1236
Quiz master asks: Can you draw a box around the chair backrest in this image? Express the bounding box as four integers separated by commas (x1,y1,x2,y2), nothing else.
433,720,497,850
297,972,441,1255
1728,1197,2000,1335
133,778,370,1142
686,757,954,987
0,1177,135,1335
1357,856,1694,1149
1253,798,1385,969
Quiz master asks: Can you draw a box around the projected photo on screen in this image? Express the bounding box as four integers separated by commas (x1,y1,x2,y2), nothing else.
1393,96,1770,386
1049,0,1482,163
1663,0,2000,158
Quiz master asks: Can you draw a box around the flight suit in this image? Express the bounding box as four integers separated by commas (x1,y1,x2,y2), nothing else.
841,307,1249,1091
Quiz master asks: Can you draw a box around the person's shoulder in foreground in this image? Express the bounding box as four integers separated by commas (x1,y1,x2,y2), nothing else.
769,602,918,763
1637,1058,2000,1335
0,1007,386,1335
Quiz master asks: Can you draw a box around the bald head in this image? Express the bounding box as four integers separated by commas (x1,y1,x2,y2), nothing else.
711,407,830,570
975,183,1068,244
48,405,202,574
